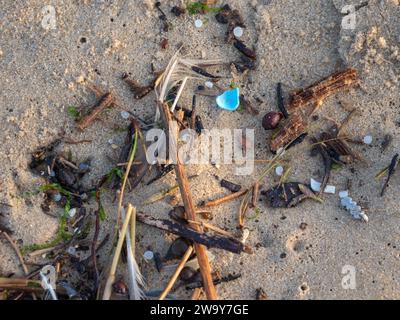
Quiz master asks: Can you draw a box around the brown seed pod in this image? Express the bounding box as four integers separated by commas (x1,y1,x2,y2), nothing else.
112,279,128,295
262,112,283,130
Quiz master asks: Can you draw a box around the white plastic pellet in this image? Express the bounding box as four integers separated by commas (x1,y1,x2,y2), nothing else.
275,166,284,176
121,111,130,119
233,26,244,38
363,135,373,145
194,19,203,28
143,250,154,261
205,81,214,88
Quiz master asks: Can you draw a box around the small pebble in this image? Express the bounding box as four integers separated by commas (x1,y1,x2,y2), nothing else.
363,135,373,145
194,19,203,28
120,111,130,119
275,166,284,176
205,81,214,88
233,26,244,38
53,193,62,202
143,250,154,261
108,139,113,145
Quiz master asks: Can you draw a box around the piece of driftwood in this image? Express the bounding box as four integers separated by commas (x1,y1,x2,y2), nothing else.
136,212,252,254
288,68,358,112
270,113,308,153
77,92,115,131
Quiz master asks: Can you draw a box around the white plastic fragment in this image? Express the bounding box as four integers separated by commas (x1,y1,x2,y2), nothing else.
194,19,203,28
205,81,214,88
233,26,244,38
340,195,368,222
324,185,336,194
310,178,335,194
143,250,154,261
339,190,349,198
275,166,284,176
121,111,130,119
241,228,250,244
68,208,77,218
363,135,373,145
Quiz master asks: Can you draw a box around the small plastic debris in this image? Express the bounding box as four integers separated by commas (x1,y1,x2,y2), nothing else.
68,208,77,218
233,26,243,38
143,250,154,261
324,185,336,194
310,178,335,194
216,88,240,111
120,111,130,119
275,166,284,176
339,190,349,199
241,228,250,244
194,19,203,28
363,135,373,145
205,81,214,88
340,195,368,222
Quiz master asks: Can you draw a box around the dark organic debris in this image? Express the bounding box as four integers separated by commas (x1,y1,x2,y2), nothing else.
171,6,186,17
233,39,257,60
381,153,399,197
262,112,283,130
277,82,289,118
270,114,308,153
215,4,244,27
220,179,242,193
185,273,241,290
136,212,252,254
122,73,155,99
165,237,192,261
111,119,150,190
262,182,321,208
288,68,358,112
179,266,198,282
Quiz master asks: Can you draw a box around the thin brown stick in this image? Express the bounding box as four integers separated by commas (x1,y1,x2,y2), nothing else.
191,288,203,300
201,189,248,208
63,137,93,145
1,232,28,275
158,101,217,299
77,92,114,131
159,246,193,300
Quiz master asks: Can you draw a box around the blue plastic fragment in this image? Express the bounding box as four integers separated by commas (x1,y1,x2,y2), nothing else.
216,88,240,111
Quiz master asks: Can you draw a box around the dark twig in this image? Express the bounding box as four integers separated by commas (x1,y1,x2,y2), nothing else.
381,154,399,197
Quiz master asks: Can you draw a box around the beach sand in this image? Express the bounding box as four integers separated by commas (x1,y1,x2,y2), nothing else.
0,0,399,299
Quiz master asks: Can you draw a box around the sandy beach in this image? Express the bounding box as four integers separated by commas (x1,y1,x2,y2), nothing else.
0,0,399,300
